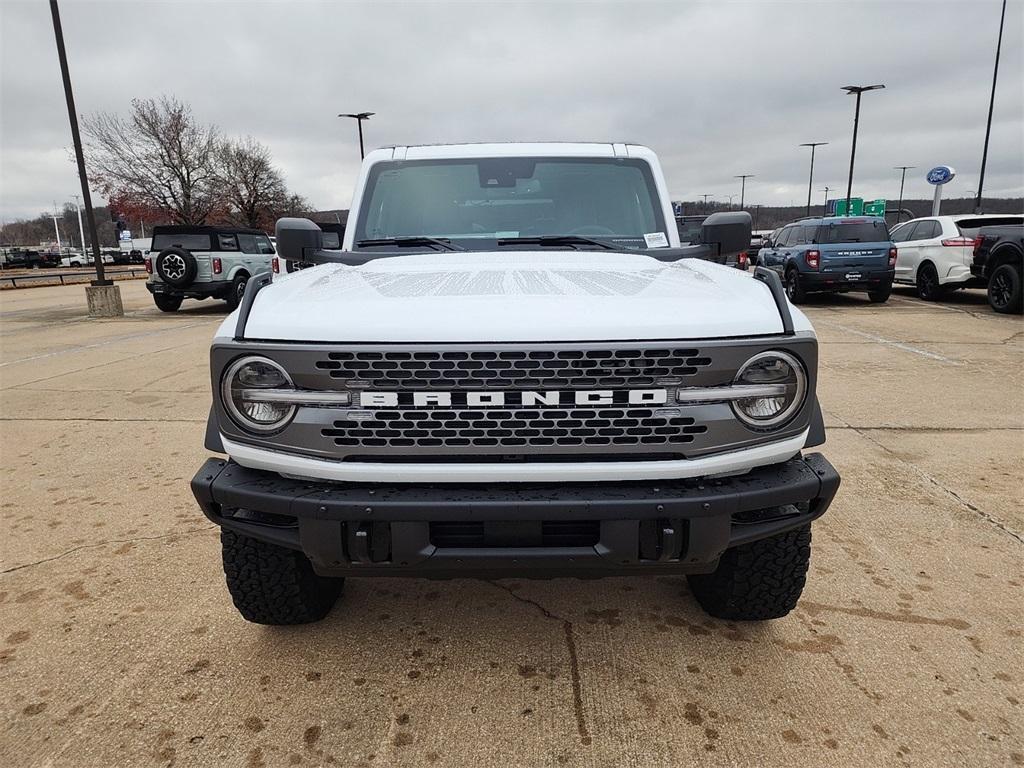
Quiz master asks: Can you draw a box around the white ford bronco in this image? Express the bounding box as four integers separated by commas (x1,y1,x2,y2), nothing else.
191,142,839,625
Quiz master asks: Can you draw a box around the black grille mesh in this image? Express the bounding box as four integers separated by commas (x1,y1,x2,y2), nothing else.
314,348,712,389
322,408,707,450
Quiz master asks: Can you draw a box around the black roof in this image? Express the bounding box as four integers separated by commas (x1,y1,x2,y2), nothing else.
150,225,268,236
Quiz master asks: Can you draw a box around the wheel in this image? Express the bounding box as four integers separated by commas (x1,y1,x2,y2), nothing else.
224,273,249,312
915,262,944,301
153,294,183,312
784,267,807,304
867,281,892,303
687,525,811,621
155,247,197,288
220,530,343,625
987,263,1023,314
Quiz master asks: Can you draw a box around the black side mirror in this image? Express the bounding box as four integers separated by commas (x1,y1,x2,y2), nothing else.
275,218,323,262
697,211,753,264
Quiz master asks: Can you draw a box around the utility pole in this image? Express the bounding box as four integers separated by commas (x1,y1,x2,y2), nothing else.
52,202,63,253
338,112,374,159
893,166,915,224
73,194,86,253
976,0,1006,214
734,174,754,209
50,0,121,315
799,143,827,216
842,84,885,214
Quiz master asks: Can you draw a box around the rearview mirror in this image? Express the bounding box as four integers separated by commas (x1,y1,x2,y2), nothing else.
697,212,753,264
275,218,323,262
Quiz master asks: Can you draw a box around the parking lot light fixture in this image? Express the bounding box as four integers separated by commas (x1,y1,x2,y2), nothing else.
841,84,885,215
821,186,831,216
338,112,374,159
735,174,754,209
893,166,915,224
799,143,827,217
977,0,1007,214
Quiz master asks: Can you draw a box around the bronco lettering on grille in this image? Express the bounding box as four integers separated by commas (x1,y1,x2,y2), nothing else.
359,389,669,408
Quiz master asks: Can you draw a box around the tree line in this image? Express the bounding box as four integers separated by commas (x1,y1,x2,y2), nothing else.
1,96,312,247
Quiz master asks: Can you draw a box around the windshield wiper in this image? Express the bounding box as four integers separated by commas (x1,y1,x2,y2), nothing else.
356,237,463,252
496,235,617,251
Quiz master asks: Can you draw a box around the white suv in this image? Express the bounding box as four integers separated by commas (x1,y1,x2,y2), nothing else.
891,214,1024,300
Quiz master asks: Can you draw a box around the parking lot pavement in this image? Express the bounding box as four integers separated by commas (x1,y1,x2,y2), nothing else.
1,281,1021,768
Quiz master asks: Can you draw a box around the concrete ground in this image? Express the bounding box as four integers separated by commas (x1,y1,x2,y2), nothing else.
1,280,1021,767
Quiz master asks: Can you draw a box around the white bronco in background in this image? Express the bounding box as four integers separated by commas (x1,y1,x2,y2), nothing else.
191,142,839,626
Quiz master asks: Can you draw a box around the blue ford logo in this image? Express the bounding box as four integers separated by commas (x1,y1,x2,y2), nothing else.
926,166,956,185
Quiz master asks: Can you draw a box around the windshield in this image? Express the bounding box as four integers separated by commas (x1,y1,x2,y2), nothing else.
955,216,1023,238
353,157,666,250
813,220,890,244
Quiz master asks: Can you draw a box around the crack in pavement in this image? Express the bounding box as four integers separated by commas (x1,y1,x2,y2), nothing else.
488,581,591,746
835,415,1023,545
1,525,217,575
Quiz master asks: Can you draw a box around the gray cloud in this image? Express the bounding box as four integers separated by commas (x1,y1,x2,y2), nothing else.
2,0,1021,223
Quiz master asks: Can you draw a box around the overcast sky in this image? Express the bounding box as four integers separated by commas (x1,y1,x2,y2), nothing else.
1,0,1022,223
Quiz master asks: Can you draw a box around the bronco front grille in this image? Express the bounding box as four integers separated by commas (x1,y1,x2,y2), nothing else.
314,347,712,389
321,407,708,450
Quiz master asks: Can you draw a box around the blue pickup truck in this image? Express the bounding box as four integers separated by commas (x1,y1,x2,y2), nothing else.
757,216,896,304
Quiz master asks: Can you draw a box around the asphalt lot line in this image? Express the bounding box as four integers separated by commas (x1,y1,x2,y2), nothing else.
814,318,960,364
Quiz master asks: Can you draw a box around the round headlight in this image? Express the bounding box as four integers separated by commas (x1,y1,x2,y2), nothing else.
222,356,296,433
731,351,807,429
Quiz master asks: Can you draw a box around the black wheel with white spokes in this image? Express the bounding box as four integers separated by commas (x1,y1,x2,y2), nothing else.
155,247,197,288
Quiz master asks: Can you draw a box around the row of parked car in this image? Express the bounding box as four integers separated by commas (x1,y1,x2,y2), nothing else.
749,213,1023,314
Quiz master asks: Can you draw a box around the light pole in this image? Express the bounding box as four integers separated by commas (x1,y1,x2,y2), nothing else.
50,0,119,317
893,166,915,224
841,84,885,214
72,194,86,253
799,143,827,216
976,0,1007,213
725,194,736,208
338,112,374,159
821,186,831,216
700,194,713,212
734,174,754,209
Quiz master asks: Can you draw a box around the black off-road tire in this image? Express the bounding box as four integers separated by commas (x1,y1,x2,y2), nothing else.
153,294,183,312
687,525,811,621
220,530,343,625
916,262,944,301
867,281,893,303
987,262,1023,314
224,273,249,312
155,247,198,288
785,267,807,304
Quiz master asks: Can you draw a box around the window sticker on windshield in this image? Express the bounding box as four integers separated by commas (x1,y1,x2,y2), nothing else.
643,232,669,248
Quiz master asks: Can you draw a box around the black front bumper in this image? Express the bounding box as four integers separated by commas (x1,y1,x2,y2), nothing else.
191,454,840,578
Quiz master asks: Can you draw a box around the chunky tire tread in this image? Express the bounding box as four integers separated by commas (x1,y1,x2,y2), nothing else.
868,283,892,303
687,526,811,621
221,530,342,625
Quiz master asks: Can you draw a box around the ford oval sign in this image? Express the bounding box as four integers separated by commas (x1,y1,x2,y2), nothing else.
926,166,956,185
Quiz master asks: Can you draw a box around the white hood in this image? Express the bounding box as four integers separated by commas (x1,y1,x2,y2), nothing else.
232,252,809,342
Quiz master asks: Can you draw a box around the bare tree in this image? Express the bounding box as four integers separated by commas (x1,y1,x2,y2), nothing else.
83,97,222,225
216,137,289,229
